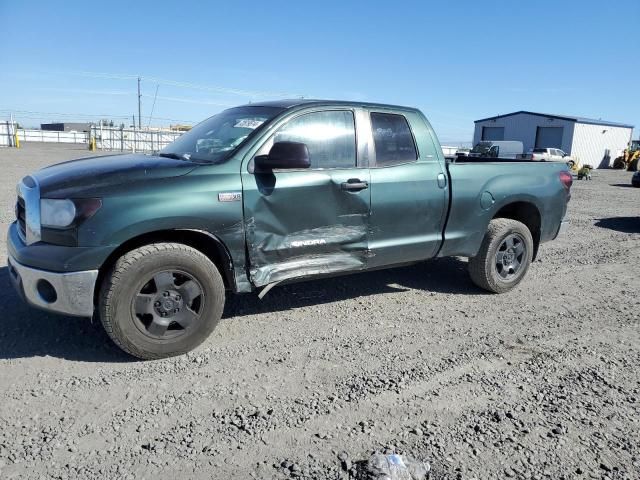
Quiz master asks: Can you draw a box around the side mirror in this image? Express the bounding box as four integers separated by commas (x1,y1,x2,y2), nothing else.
254,141,310,172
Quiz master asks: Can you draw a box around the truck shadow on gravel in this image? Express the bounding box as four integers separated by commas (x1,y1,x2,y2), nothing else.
594,217,640,233
0,257,482,362
0,268,131,362
223,256,485,318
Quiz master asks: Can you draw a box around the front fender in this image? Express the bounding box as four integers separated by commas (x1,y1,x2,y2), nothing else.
77,170,250,289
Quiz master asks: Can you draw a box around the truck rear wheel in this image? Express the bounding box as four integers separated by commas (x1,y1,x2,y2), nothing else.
468,218,533,293
99,242,225,360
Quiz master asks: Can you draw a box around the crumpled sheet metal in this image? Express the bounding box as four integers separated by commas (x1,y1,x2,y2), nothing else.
211,220,253,293
250,251,366,287
247,222,370,286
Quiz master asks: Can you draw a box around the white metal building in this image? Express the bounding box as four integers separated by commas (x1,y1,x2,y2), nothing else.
473,111,634,168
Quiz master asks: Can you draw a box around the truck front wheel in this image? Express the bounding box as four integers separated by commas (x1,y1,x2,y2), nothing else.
468,218,534,293
99,242,225,360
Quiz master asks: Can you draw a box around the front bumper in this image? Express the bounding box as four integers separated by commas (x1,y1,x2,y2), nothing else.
8,254,98,317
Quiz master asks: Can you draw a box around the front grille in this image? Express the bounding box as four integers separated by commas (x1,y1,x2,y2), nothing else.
16,176,42,245
16,197,26,241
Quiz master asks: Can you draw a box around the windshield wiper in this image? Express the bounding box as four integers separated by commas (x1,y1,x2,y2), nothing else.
158,152,190,161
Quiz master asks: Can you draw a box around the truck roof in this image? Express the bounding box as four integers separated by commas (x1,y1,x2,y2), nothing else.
242,99,419,112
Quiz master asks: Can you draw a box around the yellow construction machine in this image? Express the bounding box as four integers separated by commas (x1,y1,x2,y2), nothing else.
612,140,640,170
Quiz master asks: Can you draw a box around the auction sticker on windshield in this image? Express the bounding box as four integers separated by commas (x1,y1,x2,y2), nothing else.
234,119,264,129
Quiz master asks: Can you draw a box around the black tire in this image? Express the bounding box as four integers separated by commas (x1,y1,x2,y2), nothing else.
99,242,225,360
468,218,534,294
612,157,626,169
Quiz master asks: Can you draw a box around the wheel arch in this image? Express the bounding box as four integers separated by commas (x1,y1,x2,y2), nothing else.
492,201,541,259
94,229,236,308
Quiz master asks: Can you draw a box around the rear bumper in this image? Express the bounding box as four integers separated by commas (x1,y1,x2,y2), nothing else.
8,254,97,317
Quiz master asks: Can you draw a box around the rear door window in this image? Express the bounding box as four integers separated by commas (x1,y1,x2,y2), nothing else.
370,113,418,166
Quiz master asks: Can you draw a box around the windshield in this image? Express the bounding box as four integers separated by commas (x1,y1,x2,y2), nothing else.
471,142,491,154
160,106,284,163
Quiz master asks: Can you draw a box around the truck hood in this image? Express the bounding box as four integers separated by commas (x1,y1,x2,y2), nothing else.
32,154,199,197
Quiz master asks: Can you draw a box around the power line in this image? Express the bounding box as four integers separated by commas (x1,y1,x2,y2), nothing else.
67,70,304,98
0,109,129,119
0,109,196,124
140,94,234,107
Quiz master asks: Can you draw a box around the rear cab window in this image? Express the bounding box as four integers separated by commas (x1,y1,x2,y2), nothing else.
370,112,418,167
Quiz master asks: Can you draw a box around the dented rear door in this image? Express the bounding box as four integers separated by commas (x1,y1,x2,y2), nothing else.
241,108,371,287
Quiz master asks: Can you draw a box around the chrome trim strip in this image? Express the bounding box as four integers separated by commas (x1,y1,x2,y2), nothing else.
16,197,27,244
556,219,569,237
8,254,97,317
18,176,41,245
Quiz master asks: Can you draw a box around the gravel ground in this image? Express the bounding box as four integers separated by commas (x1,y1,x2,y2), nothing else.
0,144,638,480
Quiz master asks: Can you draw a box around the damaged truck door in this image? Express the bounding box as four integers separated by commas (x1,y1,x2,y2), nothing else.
241,108,372,287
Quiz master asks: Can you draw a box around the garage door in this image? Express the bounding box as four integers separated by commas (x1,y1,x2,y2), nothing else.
482,127,504,141
535,127,563,148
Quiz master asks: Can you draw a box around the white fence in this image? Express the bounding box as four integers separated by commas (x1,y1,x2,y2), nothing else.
1,122,18,147
1,122,184,153
92,126,183,152
17,129,89,144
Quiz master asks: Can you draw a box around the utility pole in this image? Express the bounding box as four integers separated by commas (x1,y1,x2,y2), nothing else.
137,77,142,129
9,112,14,147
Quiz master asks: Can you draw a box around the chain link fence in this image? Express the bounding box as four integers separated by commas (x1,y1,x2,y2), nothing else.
91,126,183,152
2,121,185,153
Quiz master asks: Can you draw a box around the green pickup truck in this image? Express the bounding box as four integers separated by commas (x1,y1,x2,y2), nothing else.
8,100,572,359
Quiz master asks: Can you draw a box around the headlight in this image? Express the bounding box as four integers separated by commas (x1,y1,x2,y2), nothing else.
40,198,102,229
41,199,76,228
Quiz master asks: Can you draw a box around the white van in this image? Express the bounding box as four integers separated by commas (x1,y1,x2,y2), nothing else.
465,141,524,159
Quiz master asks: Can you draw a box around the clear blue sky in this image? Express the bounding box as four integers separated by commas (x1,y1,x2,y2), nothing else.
0,0,638,143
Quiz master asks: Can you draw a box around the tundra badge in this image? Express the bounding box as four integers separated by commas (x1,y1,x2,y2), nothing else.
218,192,242,202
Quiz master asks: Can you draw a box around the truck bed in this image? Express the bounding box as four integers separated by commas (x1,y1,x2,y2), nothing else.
440,160,569,258
450,156,560,163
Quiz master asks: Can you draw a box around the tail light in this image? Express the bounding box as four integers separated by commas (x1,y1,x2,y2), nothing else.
559,171,573,189
559,171,573,201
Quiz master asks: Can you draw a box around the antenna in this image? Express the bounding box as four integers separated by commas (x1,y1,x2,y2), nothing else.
147,85,159,129
137,77,142,129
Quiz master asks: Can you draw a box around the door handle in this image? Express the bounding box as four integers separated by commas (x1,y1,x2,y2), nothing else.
341,178,369,192
437,173,447,189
